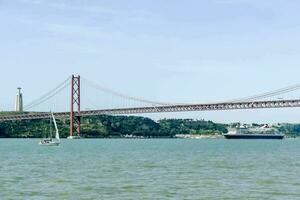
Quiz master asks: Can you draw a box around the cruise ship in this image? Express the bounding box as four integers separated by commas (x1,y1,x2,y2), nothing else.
223,124,285,139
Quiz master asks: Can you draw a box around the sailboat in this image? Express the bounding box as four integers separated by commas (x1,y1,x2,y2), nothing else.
39,112,60,146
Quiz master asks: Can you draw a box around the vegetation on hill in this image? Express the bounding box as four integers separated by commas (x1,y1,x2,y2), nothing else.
277,123,300,138
1,113,300,138
0,115,228,138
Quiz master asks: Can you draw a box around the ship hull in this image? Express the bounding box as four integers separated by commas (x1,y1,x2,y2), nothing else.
224,134,284,139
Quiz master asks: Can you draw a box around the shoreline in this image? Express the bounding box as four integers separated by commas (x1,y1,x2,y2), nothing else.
0,134,224,139
175,134,223,139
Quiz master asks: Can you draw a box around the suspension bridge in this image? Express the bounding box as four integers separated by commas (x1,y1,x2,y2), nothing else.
1,75,300,138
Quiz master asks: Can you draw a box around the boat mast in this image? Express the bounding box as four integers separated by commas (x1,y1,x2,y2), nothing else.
49,112,52,138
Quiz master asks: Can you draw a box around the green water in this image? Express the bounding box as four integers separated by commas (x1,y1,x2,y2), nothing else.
1,139,300,200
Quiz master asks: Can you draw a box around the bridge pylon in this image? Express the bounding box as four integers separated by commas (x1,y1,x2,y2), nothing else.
70,75,81,138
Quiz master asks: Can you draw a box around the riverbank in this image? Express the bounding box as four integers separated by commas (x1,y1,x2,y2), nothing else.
175,134,223,139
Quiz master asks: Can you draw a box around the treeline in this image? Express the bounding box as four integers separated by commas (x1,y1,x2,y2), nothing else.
277,124,300,138
0,115,228,138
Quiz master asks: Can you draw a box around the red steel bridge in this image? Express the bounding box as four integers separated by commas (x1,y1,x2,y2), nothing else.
1,75,300,138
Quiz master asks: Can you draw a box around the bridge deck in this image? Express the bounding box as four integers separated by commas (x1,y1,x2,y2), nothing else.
1,99,300,122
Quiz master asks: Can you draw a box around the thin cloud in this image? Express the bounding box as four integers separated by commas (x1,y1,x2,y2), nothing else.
17,0,159,23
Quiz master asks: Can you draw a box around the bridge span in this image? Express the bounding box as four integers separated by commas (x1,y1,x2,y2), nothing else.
2,74,300,137
1,98,300,122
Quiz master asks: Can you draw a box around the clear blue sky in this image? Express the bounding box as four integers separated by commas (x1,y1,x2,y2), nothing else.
1,0,300,123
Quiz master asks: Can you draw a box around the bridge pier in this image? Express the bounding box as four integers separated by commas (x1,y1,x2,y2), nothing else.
70,75,81,138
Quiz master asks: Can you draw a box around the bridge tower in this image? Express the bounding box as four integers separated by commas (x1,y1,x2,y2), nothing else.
70,75,81,138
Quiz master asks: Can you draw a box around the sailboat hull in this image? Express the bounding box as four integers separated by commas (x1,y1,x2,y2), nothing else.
39,139,60,146
39,142,60,146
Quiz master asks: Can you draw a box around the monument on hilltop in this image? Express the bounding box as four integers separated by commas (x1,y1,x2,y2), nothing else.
15,87,23,112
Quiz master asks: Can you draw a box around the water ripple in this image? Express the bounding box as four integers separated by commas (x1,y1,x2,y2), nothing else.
1,139,300,199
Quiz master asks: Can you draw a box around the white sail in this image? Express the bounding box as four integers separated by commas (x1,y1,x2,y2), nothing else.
51,113,60,140
39,112,60,146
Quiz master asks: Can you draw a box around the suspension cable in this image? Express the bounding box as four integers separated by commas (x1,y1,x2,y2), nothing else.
24,77,71,110
24,75,300,112
81,77,173,106
83,76,300,106
228,83,300,103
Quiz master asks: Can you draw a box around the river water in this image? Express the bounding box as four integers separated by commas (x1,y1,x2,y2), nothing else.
0,139,300,200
